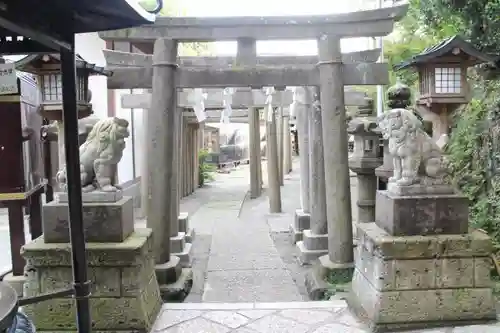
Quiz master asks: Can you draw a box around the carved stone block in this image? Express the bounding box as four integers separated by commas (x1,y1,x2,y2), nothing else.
43,196,134,243
348,223,497,331
375,190,469,236
22,229,162,332
56,190,123,203
290,209,311,243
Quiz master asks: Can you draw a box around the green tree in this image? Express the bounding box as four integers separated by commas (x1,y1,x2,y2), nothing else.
390,0,500,248
419,0,500,55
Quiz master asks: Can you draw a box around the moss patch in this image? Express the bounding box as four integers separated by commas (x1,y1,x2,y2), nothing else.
321,266,354,300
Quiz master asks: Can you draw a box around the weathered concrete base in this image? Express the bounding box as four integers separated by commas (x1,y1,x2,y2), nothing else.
348,223,497,332
297,241,328,265
3,273,26,297
290,209,310,243
296,230,328,264
159,268,193,302
170,230,193,268
56,190,123,203
185,228,195,243
305,255,354,301
155,256,193,302
21,228,162,332
376,190,468,236
43,196,134,243
172,243,193,268
178,212,195,243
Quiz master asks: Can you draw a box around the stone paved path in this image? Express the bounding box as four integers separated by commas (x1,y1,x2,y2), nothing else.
184,157,357,302
158,158,500,331
185,160,305,302
152,301,500,332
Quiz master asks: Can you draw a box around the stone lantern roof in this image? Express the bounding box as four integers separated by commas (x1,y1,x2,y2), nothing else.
394,35,496,71
14,54,112,77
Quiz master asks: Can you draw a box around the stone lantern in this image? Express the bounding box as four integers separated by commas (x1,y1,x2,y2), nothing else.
15,54,111,170
394,35,496,145
347,118,382,223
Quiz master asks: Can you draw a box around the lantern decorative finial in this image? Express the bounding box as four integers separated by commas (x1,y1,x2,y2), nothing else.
146,0,164,14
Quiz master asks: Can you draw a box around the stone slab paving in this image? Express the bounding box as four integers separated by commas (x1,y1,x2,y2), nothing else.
179,157,359,302
175,160,305,303
152,301,500,332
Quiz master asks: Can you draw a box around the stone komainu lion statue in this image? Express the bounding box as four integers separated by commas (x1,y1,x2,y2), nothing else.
57,117,130,192
378,108,447,187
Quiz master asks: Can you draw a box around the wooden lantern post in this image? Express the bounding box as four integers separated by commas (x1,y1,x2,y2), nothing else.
394,35,496,147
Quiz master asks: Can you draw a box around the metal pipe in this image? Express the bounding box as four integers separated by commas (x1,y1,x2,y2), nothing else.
60,33,92,333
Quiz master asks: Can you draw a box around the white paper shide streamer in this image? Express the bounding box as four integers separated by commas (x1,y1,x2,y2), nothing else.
192,88,207,122
265,87,275,122
220,88,234,124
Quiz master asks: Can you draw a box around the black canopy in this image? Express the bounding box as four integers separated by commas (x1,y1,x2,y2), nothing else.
0,0,155,53
0,1,160,332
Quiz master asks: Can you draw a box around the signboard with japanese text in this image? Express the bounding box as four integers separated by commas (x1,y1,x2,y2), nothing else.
0,63,18,95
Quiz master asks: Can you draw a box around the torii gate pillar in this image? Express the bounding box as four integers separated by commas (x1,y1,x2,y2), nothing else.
237,37,262,199
315,34,354,281
148,38,192,299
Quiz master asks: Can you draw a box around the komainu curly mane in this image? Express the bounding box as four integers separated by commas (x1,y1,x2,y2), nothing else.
378,108,447,187
57,117,129,192
80,117,129,156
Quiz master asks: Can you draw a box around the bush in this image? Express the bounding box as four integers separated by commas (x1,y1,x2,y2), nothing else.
198,149,216,187
446,79,500,251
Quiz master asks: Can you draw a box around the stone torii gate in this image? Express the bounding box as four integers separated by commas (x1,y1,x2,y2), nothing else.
119,88,295,202
105,49,381,199
100,3,408,293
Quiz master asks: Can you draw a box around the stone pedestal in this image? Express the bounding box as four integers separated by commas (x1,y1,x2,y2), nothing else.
178,212,195,243
170,232,193,268
297,230,328,264
349,223,497,332
376,190,469,236
290,209,310,243
305,254,354,300
44,193,134,243
155,255,193,302
21,228,163,332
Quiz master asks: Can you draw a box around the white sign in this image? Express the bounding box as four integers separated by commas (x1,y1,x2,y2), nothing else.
0,63,18,95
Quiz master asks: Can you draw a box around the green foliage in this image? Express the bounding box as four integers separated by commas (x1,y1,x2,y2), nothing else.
383,0,459,89
419,0,500,54
198,149,216,187
446,79,500,247
386,0,500,248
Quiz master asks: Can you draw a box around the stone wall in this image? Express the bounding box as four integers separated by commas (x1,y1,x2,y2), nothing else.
22,228,162,332
351,223,496,328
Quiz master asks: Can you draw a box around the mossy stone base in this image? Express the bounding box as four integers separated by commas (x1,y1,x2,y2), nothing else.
305,255,354,300
159,268,193,302
348,223,497,332
21,228,162,333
